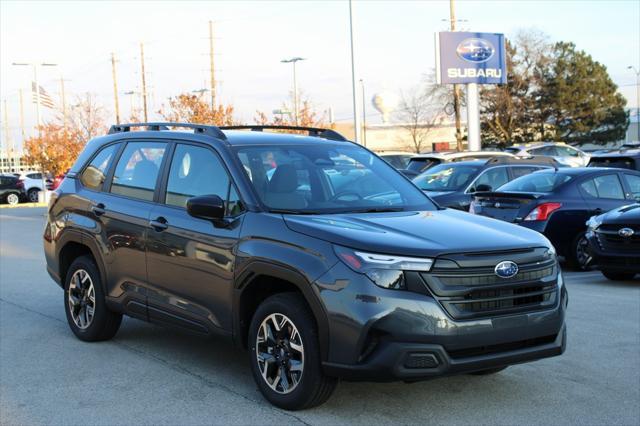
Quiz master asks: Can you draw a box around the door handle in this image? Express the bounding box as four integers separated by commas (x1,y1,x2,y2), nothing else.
92,203,105,216
149,217,168,231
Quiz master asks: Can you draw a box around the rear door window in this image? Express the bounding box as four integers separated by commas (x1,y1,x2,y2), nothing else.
471,167,509,192
580,174,625,199
510,166,544,179
110,142,166,201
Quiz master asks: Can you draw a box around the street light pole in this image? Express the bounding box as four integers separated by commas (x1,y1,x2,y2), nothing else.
281,57,305,125
348,0,361,144
360,79,367,147
449,0,464,152
628,66,640,141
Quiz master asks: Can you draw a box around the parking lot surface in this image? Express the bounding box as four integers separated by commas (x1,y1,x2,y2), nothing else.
1,207,639,425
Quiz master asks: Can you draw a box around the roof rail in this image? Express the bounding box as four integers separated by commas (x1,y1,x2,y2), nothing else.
108,122,227,140
219,125,348,142
486,155,560,167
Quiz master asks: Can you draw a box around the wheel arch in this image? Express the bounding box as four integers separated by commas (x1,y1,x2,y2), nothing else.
57,231,107,292
234,261,330,361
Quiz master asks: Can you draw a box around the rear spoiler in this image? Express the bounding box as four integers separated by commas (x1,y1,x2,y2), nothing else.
472,191,542,200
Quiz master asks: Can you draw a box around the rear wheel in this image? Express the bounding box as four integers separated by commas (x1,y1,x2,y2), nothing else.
6,193,20,206
601,270,636,281
568,232,591,270
64,255,122,341
248,292,337,410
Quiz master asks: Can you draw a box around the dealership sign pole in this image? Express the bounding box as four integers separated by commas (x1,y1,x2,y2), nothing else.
436,32,507,151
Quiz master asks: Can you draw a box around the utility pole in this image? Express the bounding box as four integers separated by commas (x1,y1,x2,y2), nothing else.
111,53,121,124
449,0,464,151
360,79,367,147
209,21,216,110
18,89,26,142
3,100,10,160
59,75,67,133
140,42,148,122
281,57,305,125
348,0,361,144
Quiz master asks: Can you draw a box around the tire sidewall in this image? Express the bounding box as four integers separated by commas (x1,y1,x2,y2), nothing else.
6,193,19,205
570,231,590,270
64,256,110,341
248,294,323,410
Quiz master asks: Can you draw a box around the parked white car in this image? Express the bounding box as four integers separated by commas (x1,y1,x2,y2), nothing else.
14,171,45,202
504,142,590,167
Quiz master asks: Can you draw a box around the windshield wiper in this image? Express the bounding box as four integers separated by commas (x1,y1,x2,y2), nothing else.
352,207,404,213
269,209,323,215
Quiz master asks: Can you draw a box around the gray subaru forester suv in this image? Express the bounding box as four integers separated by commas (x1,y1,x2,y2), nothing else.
44,123,567,410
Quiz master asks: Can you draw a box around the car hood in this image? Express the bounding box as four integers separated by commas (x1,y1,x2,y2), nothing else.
600,203,640,224
283,209,550,257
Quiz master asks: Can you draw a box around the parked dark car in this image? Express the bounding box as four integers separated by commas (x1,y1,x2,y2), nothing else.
585,204,640,280
470,167,640,268
412,156,558,210
587,149,640,171
44,123,567,410
407,151,514,174
0,174,25,205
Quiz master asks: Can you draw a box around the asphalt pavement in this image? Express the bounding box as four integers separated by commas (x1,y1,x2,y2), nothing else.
1,207,639,425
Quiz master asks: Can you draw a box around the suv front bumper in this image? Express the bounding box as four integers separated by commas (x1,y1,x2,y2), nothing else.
316,263,568,381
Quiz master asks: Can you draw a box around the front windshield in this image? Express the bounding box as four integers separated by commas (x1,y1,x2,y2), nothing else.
497,172,573,193
412,163,481,192
234,144,436,213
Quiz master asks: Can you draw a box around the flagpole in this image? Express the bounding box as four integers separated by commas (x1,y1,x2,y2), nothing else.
33,65,41,137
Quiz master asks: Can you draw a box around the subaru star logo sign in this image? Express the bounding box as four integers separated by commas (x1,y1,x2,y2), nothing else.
456,38,495,63
618,228,635,238
495,261,519,279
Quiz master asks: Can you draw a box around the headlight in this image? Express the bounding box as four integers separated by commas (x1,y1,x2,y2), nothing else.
334,246,433,290
544,246,557,261
586,215,603,231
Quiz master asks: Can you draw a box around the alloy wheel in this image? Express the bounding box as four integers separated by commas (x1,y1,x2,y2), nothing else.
68,269,96,329
6,193,19,205
255,313,304,394
28,189,39,202
575,235,592,269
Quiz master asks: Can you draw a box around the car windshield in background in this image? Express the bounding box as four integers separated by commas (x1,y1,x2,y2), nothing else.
412,163,481,192
503,147,520,154
234,144,436,214
496,171,573,193
589,157,637,170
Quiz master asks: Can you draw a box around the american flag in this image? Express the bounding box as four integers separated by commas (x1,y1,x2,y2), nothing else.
31,81,55,109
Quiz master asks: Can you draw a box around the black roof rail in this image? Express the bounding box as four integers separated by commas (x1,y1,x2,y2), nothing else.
108,122,227,140
487,155,560,167
218,125,348,142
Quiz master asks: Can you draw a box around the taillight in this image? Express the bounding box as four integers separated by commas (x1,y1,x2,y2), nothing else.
524,202,562,221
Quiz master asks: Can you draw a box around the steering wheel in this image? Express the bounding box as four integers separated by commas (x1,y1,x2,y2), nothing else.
329,191,363,202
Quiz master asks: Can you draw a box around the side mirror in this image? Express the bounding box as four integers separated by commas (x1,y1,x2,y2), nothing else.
187,195,225,221
473,184,492,193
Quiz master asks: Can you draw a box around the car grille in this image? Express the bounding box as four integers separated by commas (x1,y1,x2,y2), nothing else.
420,248,558,320
596,226,640,252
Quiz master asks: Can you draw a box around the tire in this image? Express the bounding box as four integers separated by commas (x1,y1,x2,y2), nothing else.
601,270,636,281
27,188,40,203
248,292,337,410
567,232,591,270
469,366,508,375
6,192,20,206
64,255,122,342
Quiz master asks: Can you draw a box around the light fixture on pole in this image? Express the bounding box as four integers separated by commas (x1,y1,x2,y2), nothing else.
628,65,640,141
281,57,305,125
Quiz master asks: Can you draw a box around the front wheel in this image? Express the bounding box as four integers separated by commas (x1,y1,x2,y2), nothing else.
248,293,337,410
601,270,636,281
568,232,591,270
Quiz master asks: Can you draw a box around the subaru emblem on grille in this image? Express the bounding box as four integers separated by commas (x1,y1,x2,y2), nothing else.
618,228,635,238
495,261,519,279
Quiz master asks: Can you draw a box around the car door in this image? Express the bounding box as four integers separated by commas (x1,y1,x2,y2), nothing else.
578,173,629,216
145,142,245,335
83,140,168,319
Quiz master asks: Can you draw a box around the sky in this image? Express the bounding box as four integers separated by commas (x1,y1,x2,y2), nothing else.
1,0,639,150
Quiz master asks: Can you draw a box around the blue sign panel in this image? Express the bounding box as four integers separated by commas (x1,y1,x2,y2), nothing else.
437,32,507,84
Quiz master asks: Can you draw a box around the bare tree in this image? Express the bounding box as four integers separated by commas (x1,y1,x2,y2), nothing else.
395,85,444,153
67,93,107,141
